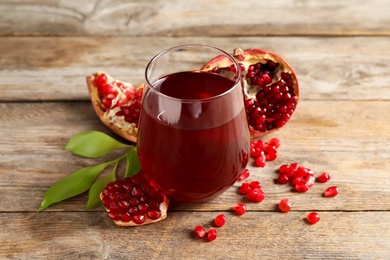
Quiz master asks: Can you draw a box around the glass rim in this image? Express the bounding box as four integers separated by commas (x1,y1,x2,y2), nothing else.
144,44,242,103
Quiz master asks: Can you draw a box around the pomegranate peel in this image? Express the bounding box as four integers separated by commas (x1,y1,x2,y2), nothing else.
100,174,169,226
202,47,299,137
86,72,143,143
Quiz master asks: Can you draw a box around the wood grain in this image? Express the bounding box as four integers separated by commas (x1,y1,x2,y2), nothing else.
1,101,388,212
1,1,390,259
1,36,390,101
1,211,389,259
1,0,390,37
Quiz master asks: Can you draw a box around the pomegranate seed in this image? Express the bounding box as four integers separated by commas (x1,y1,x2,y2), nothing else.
107,211,120,221
147,209,161,220
295,183,309,192
278,198,291,213
277,173,290,184
324,186,339,197
317,172,332,183
305,175,316,187
194,225,206,238
94,73,108,87
267,137,281,148
238,169,250,180
249,181,261,190
255,153,266,167
214,214,226,227
132,214,146,224
265,149,277,161
207,228,217,241
239,182,251,195
278,164,292,174
233,203,246,215
247,188,265,202
306,212,320,224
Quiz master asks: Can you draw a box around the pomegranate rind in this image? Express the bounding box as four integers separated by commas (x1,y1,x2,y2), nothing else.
99,183,169,227
202,47,299,138
86,72,140,143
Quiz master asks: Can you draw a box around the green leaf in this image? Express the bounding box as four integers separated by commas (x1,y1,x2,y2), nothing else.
39,162,112,211
125,147,141,178
65,131,131,158
85,163,117,209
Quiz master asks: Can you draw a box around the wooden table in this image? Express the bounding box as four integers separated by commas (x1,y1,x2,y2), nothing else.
1,1,390,259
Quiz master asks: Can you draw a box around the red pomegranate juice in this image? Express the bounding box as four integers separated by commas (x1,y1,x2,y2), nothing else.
137,71,250,202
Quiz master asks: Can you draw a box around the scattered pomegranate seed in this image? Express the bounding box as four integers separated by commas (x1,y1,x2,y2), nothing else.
238,169,250,180
317,172,331,183
207,228,217,241
267,137,281,148
239,182,251,195
277,173,290,184
233,203,246,215
324,186,339,197
295,183,309,192
254,153,266,167
306,212,320,224
214,214,226,227
278,198,291,213
247,188,265,202
194,225,206,238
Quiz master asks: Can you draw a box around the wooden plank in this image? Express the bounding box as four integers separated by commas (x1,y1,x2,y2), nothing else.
1,211,390,259
0,101,389,212
1,0,390,36
1,36,390,102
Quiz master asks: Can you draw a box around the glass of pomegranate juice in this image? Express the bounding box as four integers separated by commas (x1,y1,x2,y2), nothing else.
137,44,250,203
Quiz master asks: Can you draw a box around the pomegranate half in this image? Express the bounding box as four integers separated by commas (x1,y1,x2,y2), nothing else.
86,72,143,143
202,48,299,137
100,174,169,226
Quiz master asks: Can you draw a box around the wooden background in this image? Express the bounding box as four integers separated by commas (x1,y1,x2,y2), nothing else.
1,0,389,259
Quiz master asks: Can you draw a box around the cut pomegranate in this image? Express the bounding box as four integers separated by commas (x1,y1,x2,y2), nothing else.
214,214,226,227
317,172,332,183
207,228,217,241
194,225,206,238
278,198,291,213
100,173,169,226
87,72,143,143
202,48,299,137
306,212,320,224
233,203,247,215
324,186,339,197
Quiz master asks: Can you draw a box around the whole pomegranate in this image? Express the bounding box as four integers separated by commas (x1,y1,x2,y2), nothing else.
86,72,143,143
202,48,299,137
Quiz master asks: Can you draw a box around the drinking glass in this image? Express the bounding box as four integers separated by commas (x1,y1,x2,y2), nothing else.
137,44,250,203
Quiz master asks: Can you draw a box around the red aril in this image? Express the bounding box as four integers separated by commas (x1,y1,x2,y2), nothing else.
278,198,291,213
87,72,143,143
194,225,206,238
324,186,339,197
306,212,320,224
100,173,169,226
214,214,226,227
233,203,247,215
317,172,332,183
207,228,217,241
202,48,299,137
247,188,265,202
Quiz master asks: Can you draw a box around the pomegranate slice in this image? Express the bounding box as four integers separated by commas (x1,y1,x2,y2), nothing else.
86,72,143,143
202,48,299,137
100,174,169,226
